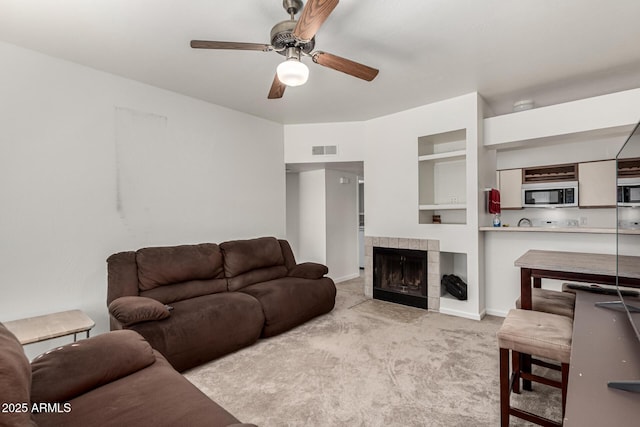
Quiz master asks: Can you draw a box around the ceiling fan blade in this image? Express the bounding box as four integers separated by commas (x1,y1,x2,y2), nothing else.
268,74,286,99
293,0,339,42
190,40,272,51
312,51,379,81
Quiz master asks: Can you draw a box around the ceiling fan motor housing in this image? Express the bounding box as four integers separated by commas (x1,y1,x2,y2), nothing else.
270,20,315,55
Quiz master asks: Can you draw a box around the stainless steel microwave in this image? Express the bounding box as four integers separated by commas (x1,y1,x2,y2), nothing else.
617,177,640,206
522,181,578,208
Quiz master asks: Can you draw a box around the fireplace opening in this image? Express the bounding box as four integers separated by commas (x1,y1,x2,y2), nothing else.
373,247,428,309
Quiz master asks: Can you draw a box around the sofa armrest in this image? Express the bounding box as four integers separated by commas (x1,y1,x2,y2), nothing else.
31,330,156,403
288,262,329,280
108,296,171,327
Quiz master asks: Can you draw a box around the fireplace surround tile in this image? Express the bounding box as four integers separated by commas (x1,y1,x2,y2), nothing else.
365,236,440,312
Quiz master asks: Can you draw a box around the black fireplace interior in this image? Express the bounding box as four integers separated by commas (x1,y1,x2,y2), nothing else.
373,247,428,309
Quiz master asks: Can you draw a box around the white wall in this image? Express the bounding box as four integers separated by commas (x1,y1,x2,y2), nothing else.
0,42,285,357
286,168,359,282
286,173,300,255
284,121,366,164
284,120,365,281
325,169,359,282
364,93,482,243
295,169,327,264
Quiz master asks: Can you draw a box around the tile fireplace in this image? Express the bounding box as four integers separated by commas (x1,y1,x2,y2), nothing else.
365,237,440,311
373,247,428,309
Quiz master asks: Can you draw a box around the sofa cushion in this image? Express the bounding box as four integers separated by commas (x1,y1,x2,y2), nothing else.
240,276,337,337
0,323,37,427
108,296,171,326
31,330,156,403
221,237,285,277
137,244,224,291
128,292,265,372
221,237,287,291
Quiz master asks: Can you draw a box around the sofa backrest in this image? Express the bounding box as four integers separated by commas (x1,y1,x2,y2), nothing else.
107,243,228,305
107,238,300,303
220,237,288,291
0,323,37,427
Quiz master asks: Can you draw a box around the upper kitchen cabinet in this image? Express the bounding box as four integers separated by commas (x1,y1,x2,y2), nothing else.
497,168,523,209
522,163,578,183
579,160,616,208
618,158,640,178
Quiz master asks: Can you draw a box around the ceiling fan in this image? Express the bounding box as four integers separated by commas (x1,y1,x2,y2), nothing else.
190,0,379,99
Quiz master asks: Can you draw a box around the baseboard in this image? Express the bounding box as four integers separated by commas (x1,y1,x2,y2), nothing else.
438,307,483,321
334,273,361,284
485,308,509,318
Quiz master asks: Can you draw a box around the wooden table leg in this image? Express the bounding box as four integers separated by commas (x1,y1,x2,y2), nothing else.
520,267,533,391
533,277,542,289
520,268,533,310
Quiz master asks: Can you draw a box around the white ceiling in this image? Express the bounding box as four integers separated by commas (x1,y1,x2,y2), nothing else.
2,0,640,125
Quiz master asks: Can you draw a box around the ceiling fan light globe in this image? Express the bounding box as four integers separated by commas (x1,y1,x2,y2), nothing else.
276,58,309,87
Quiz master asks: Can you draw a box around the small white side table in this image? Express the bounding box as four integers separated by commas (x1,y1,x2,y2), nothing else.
3,309,95,345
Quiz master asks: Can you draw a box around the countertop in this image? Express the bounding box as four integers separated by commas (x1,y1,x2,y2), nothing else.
514,249,640,279
479,226,640,234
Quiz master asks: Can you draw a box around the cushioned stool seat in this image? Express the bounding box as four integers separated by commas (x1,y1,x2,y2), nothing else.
515,287,576,318
497,309,573,427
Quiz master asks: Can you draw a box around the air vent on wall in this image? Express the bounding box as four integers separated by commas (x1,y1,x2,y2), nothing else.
312,145,338,156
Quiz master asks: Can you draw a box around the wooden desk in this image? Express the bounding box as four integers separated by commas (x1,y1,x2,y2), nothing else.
3,309,95,345
514,250,640,310
564,291,640,425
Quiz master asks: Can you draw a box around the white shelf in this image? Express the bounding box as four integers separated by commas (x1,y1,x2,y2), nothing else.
418,128,467,225
418,150,466,162
419,204,467,211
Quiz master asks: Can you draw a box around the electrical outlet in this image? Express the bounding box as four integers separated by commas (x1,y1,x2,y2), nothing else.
580,217,587,226
450,196,458,204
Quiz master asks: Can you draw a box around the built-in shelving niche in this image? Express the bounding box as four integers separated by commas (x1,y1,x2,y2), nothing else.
418,129,467,224
439,252,469,312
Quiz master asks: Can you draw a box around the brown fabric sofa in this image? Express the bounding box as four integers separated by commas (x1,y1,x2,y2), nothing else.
0,323,254,427
107,236,336,372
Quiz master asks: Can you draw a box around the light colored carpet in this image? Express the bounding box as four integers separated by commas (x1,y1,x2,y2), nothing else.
184,275,561,426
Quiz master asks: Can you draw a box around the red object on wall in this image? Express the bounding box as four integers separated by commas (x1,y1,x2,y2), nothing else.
489,189,501,214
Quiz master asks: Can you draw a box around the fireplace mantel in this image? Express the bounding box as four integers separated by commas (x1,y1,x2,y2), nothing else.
364,236,440,311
